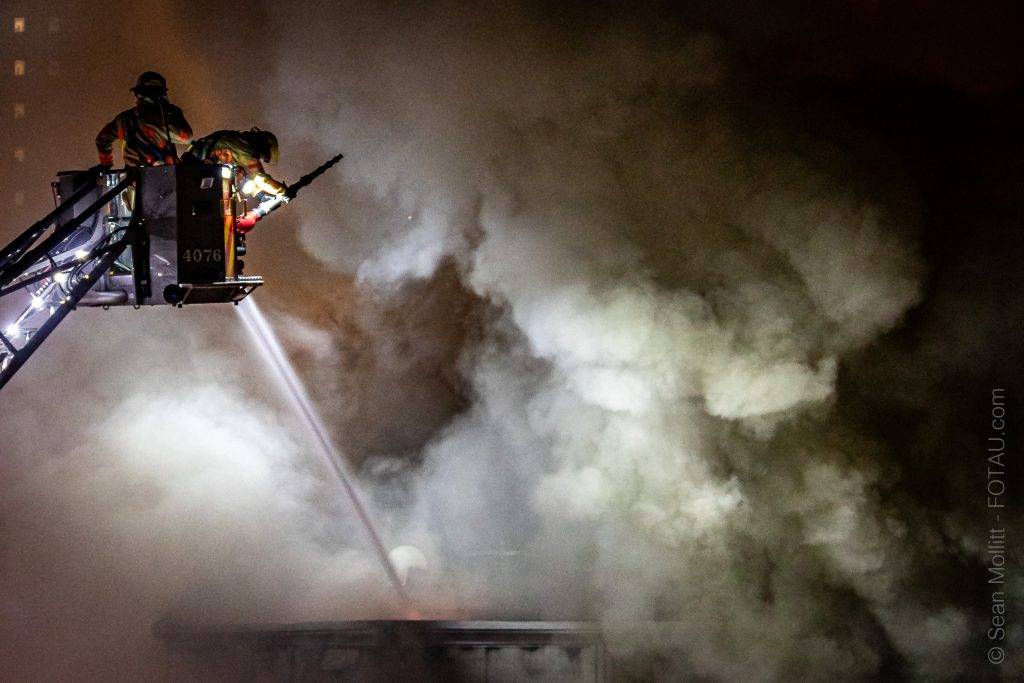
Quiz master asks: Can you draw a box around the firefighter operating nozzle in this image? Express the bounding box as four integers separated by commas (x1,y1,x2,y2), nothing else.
236,151,345,231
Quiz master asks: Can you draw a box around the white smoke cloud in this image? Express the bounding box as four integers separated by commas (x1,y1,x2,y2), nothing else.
0,311,402,681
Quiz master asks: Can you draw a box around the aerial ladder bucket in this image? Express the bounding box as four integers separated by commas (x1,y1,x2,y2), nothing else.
0,164,263,391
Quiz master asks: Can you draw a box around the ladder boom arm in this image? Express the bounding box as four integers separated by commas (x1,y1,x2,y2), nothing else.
0,173,134,288
0,166,108,277
0,240,126,392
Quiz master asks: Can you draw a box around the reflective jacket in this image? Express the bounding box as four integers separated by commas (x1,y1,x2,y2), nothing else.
95,96,192,167
182,130,286,198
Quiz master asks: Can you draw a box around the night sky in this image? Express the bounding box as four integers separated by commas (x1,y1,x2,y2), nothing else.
0,2,1021,681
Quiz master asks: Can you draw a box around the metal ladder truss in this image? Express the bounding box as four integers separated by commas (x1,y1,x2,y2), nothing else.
0,168,139,390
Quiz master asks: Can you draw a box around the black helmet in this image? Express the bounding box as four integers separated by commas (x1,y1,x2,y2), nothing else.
249,127,279,164
131,71,168,96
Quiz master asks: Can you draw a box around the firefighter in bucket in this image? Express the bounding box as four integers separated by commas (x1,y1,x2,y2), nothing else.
182,128,287,232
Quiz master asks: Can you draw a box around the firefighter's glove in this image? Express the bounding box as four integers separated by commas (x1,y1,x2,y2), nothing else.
236,210,260,233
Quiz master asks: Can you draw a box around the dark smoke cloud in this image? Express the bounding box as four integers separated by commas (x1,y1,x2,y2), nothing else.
1,1,1021,681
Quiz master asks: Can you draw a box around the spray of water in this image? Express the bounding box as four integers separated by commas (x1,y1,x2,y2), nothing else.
236,297,414,615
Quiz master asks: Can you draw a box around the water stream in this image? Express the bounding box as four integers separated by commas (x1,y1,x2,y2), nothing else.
236,297,414,615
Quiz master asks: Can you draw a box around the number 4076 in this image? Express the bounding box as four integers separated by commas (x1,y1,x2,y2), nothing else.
181,248,222,263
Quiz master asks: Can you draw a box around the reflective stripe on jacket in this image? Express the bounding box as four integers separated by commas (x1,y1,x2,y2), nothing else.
96,97,192,167
183,130,285,196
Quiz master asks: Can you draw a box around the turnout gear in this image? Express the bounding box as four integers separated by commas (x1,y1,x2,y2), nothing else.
184,129,284,193
183,129,287,231
96,74,192,167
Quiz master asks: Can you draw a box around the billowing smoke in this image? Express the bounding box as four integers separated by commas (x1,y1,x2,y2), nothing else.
260,2,1020,681
1,2,1021,682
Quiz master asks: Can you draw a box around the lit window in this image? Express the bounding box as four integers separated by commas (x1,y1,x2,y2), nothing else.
48,17,60,32
14,18,25,33
14,147,26,162
14,191,25,206
14,103,25,119
14,60,25,76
